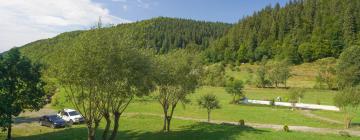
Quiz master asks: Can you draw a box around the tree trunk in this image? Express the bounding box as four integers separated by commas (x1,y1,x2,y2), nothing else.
163,114,167,131
166,105,176,132
207,110,211,122
345,115,352,129
162,104,168,131
102,112,111,140
87,126,95,140
6,114,12,140
109,112,121,140
166,117,171,132
232,95,236,103
7,123,11,140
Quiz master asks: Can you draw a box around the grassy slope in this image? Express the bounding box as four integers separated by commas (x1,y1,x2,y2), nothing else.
1,115,358,140
226,62,338,105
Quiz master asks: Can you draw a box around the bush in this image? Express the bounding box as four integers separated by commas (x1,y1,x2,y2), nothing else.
316,99,321,105
239,119,245,126
51,96,60,106
283,125,290,132
269,99,275,106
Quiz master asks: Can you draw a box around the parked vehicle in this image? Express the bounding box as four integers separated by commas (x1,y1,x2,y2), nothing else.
39,115,66,128
57,108,85,124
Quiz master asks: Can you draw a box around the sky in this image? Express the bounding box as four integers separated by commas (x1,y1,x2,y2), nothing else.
0,0,289,53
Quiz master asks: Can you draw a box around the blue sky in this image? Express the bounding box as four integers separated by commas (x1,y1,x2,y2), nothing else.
96,0,289,23
0,0,289,52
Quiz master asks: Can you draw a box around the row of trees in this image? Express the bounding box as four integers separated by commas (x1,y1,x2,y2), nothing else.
50,24,204,140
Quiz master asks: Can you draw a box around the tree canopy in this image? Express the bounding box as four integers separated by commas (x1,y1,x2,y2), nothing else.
0,48,46,140
337,45,360,88
206,0,360,64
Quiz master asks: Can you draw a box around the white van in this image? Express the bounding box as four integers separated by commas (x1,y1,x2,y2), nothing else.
57,109,85,124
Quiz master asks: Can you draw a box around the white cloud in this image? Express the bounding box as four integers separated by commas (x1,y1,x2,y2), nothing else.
0,0,130,53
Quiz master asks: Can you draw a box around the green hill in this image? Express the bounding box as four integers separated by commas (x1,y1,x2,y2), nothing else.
18,0,360,66
19,17,231,64
205,0,360,64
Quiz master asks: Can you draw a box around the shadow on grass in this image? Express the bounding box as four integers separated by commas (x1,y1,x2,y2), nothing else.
15,122,269,140
13,116,41,124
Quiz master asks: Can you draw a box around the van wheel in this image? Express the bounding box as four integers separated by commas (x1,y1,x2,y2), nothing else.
69,120,74,125
51,124,55,128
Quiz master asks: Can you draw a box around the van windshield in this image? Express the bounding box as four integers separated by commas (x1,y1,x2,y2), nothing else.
68,111,80,116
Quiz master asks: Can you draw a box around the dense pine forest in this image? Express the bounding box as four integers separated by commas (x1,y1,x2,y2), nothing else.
20,17,231,64
206,0,360,64
19,0,360,65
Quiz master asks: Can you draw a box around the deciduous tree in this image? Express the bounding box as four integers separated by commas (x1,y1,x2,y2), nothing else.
334,87,360,128
197,93,221,122
0,48,46,140
154,50,202,132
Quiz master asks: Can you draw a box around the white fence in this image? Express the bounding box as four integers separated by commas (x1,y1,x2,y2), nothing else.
246,99,340,111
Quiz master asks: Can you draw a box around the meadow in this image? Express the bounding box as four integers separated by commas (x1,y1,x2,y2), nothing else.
2,62,360,139
2,115,359,140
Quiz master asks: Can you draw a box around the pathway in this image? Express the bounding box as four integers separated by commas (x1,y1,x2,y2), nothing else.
300,110,342,124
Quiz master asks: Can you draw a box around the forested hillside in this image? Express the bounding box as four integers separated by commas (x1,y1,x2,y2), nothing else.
20,17,231,64
19,0,360,65
205,0,360,64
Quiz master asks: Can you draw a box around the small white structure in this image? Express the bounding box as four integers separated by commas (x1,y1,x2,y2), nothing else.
246,99,340,111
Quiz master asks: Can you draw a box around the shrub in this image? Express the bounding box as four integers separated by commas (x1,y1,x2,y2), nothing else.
269,99,275,106
283,125,290,132
316,99,321,105
239,119,245,126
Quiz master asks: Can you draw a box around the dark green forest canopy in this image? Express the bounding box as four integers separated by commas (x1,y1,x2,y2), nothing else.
19,17,231,64
18,0,360,66
206,0,360,64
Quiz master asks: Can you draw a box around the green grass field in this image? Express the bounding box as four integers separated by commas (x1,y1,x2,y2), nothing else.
1,115,359,140
2,62,360,139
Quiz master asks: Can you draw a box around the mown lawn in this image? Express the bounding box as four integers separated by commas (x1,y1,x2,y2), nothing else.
1,115,358,140
125,86,345,129
11,61,359,139
51,86,353,129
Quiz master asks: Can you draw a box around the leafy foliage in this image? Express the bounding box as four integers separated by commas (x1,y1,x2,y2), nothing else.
206,0,360,64
337,45,360,89
154,49,203,132
197,93,221,122
268,60,292,88
334,87,360,128
315,58,337,89
225,79,244,103
201,63,226,86
288,89,305,105
0,48,46,139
